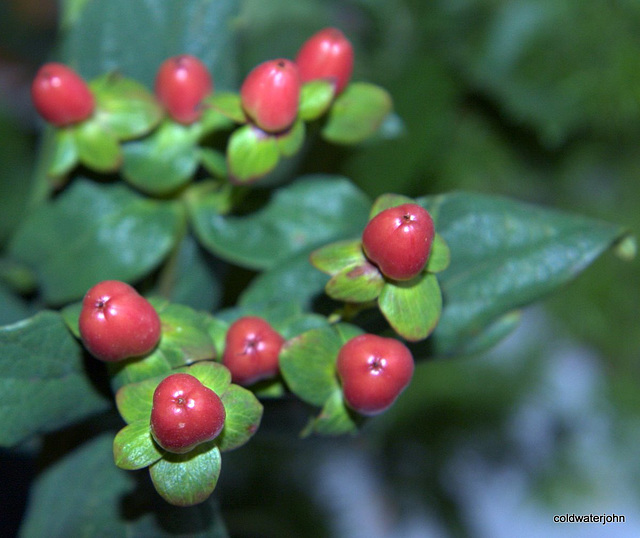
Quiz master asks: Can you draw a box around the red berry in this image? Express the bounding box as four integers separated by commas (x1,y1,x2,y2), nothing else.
31,62,95,126
154,55,213,124
222,316,285,386
78,280,161,362
150,373,226,454
362,203,435,281
336,334,414,416
240,59,301,133
295,27,354,94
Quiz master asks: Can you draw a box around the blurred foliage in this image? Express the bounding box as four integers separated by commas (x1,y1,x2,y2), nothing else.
0,0,638,536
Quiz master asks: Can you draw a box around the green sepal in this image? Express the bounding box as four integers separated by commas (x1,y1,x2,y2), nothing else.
204,92,246,124
90,72,163,140
279,324,362,409
198,147,228,179
301,390,361,437
121,120,200,195
176,360,231,396
114,374,159,424
217,384,263,452
113,419,163,470
47,128,79,178
321,83,393,145
378,272,442,341
299,79,336,121
369,192,414,219
427,234,450,273
226,124,280,184
325,260,385,303
149,443,221,507
310,239,364,275
73,119,122,172
276,118,305,158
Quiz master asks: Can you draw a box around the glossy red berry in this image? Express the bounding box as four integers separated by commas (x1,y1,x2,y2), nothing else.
222,316,285,386
154,55,213,124
362,203,435,281
336,334,414,416
31,62,95,126
240,59,301,133
150,373,226,454
78,280,161,362
295,27,354,94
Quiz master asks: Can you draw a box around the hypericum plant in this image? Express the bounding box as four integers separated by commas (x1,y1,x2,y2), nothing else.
0,11,634,531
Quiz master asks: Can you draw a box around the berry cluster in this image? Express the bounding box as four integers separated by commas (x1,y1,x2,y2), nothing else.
42,27,439,506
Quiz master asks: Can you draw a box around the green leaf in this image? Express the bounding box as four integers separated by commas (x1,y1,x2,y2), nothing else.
279,326,342,407
150,444,222,507
199,147,228,179
47,128,79,178
226,124,280,184
299,80,336,121
217,384,263,452
325,261,385,303
276,119,305,158
73,119,122,172
0,311,109,447
417,192,630,356
90,72,163,140
19,433,229,537
239,249,329,310
8,179,183,305
190,175,371,270
321,83,393,145
378,273,443,342
426,233,451,273
113,419,163,470
61,0,240,91
121,120,200,195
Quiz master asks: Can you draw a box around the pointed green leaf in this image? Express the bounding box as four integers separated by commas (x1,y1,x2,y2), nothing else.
322,83,393,145
8,179,183,305
149,444,221,507
310,239,364,275
299,79,336,121
90,72,163,140
113,419,163,470
325,260,385,303
378,272,442,342
426,233,450,273
226,124,280,184
190,175,370,270
121,121,200,195
217,384,263,452
0,311,109,447
279,326,342,407
73,119,122,172
417,192,631,356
